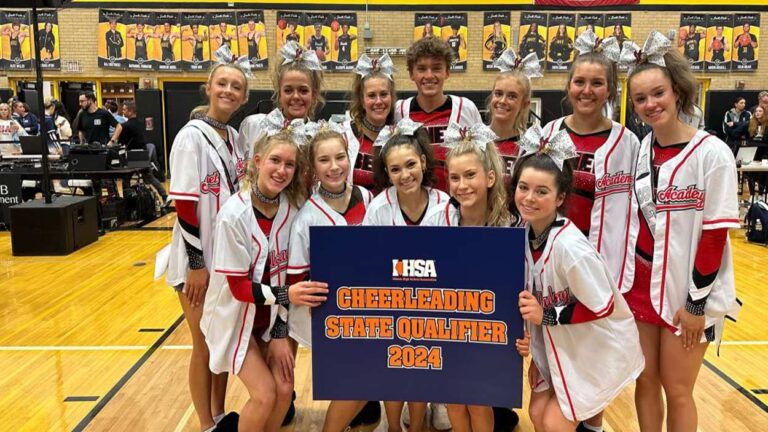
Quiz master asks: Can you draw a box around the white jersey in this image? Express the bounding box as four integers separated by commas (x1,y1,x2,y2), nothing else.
287,186,373,347
202,190,297,374
237,108,280,160
542,118,640,291
623,130,741,341
363,186,449,226
340,119,361,184
526,218,644,422
166,119,247,286
422,199,460,226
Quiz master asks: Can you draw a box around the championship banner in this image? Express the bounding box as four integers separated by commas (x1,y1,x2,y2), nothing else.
518,12,547,65
36,10,59,71
705,14,732,72
732,13,759,72
181,13,210,72
482,12,510,71
209,12,238,59
328,13,358,72
311,226,525,407
154,12,181,72
577,13,604,39
1,11,32,71
98,9,126,70
441,13,468,72
414,13,440,41
126,11,155,71
547,13,576,72
305,12,332,70
605,13,631,70
237,11,267,71
276,11,304,53
678,14,706,72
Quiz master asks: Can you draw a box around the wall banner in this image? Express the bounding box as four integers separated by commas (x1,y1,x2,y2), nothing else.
98,9,126,70
237,10,267,71
36,10,60,71
126,11,155,71
181,12,210,72
328,13,358,72
732,13,759,72
482,12,511,71
519,12,547,65
678,13,707,72
547,13,576,72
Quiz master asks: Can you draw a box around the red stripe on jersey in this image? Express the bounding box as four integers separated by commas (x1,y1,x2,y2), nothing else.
287,264,310,270
274,206,292,286
703,218,740,225
310,198,337,225
169,191,200,198
232,303,250,372
444,204,452,226
216,269,249,276
596,127,625,252
659,134,711,315
545,327,577,421
385,188,393,205
249,233,263,282
542,220,571,266
456,97,464,123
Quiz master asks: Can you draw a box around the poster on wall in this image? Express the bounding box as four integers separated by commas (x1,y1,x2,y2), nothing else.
328,13,358,72
237,11,267,71
1,11,32,71
482,12,510,71
576,13,604,38
154,12,181,72
36,10,59,71
276,11,304,53
705,14,732,72
678,14,706,72
605,13,632,70
98,9,126,70
518,12,547,64
126,11,155,71
414,14,440,41
209,12,238,59
305,12,332,70
181,13,210,72
732,13,759,72
547,13,576,72
441,13,468,72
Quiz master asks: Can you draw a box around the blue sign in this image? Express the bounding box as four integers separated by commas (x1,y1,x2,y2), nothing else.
310,226,525,407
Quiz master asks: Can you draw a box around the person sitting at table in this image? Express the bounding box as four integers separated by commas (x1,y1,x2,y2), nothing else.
723,96,751,152
748,105,768,143
117,101,167,203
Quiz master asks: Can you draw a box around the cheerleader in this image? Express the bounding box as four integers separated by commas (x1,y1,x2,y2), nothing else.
621,31,741,431
341,54,397,191
548,24,574,63
202,126,328,432
484,21,507,61
512,126,644,430
165,61,250,431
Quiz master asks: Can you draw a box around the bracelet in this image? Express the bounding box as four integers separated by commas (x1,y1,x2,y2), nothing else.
685,298,706,316
541,308,558,326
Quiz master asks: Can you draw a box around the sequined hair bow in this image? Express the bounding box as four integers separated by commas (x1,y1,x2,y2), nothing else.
264,109,309,146
304,120,346,140
519,124,578,171
441,122,499,152
354,54,396,81
373,118,423,148
279,41,323,71
213,44,253,78
573,29,621,63
618,30,671,73
492,48,542,78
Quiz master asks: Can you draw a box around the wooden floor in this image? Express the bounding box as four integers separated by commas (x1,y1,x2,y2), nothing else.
0,213,767,431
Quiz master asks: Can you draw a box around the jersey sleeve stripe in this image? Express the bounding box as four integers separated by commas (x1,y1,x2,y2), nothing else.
169,191,200,198
702,218,740,225
215,269,249,276
287,264,310,270
594,294,615,317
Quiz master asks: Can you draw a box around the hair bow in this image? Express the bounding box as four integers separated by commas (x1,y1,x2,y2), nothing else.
264,109,309,146
492,48,542,78
441,122,499,152
354,54,396,81
574,30,621,63
519,124,578,171
213,44,253,78
373,118,423,148
304,120,346,140
618,30,671,72
280,41,323,71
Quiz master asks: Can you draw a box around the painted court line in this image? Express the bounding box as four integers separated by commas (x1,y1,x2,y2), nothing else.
0,344,194,351
173,403,195,432
719,340,768,346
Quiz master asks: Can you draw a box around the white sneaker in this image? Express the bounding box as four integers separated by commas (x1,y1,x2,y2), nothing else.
431,403,452,431
402,403,410,426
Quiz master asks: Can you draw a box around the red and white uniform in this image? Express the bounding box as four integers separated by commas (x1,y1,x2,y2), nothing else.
622,131,740,341
363,186,448,226
542,118,640,290
526,217,644,422
496,136,522,180
287,186,374,347
201,190,297,374
395,96,483,191
237,108,279,160
422,199,461,226
340,119,376,188
166,119,247,286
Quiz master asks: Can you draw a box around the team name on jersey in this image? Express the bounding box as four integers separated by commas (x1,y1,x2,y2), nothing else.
595,171,633,197
423,124,448,144
392,259,437,281
656,185,705,211
200,171,221,196
236,157,247,181
535,286,572,309
270,248,289,270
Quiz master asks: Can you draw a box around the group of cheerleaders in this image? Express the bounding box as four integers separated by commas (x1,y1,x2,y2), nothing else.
165,28,740,432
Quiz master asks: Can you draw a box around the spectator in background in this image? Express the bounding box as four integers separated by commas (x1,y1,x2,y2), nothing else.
105,100,126,136
723,96,751,150
751,90,768,114
0,102,26,155
13,101,40,135
680,103,705,130
118,101,167,203
46,99,72,143
748,105,768,143
74,91,122,145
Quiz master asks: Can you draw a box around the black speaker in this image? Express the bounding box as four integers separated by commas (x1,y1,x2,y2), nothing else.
0,88,12,104
10,196,98,256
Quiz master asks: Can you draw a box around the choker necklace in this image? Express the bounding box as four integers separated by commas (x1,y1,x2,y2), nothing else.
362,117,385,133
529,220,556,250
194,112,229,130
318,183,347,199
251,183,279,205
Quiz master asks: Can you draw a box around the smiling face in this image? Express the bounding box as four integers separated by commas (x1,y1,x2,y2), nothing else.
568,61,610,118
255,141,298,198
206,65,247,119
362,76,393,127
385,145,427,196
279,70,314,120
448,153,496,213
514,166,565,232
313,137,349,193
409,56,448,99
491,75,528,128
0,104,10,120
629,68,679,129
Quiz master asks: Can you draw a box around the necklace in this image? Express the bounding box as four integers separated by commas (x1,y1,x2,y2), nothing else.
318,183,347,200
194,112,229,131
251,183,279,205
362,117,385,133
529,220,557,250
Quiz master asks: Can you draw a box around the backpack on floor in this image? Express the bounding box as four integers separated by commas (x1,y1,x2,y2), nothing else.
124,183,157,222
745,201,768,244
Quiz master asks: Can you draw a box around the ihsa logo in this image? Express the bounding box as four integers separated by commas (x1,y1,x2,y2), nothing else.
392,259,437,281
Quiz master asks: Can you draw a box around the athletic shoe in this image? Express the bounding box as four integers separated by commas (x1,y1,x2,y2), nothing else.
282,391,297,426
402,403,410,427
349,401,381,427
213,412,239,432
492,407,520,431
431,403,452,431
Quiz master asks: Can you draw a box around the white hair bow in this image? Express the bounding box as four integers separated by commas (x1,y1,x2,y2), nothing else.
373,118,423,148
519,124,578,171
280,41,323,71
213,44,253,78
492,48,542,78
354,54,396,81
619,30,671,73
263,109,309,146
304,120,346,140
441,122,499,152
574,29,621,63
